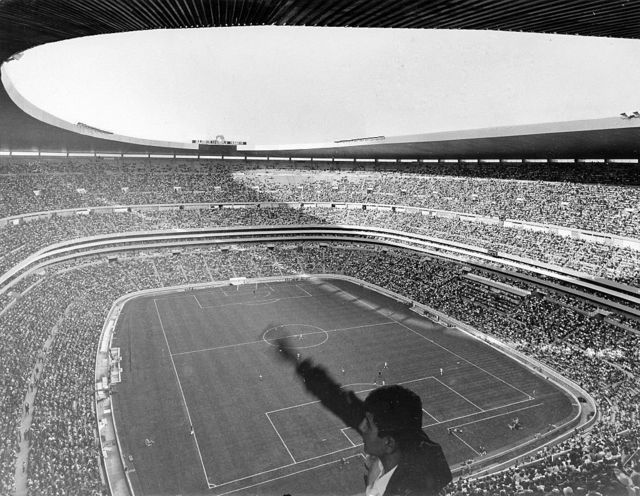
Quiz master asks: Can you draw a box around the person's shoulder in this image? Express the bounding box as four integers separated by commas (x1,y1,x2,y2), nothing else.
391,436,452,495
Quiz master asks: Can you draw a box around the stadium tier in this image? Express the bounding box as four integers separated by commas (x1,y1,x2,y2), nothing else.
0,157,639,496
2,2,640,494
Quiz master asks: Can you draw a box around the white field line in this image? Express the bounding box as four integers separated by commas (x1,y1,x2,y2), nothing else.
449,403,544,458
171,285,541,491
266,398,322,415
262,384,543,476
295,284,313,297
384,375,478,422
171,338,265,357
244,298,294,306
424,397,535,427
334,287,531,399
198,293,312,310
264,412,297,464
212,283,307,297
267,375,534,428
385,313,532,398
193,294,203,309
452,402,544,429
213,378,538,490
239,396,540,491
172,321,394,357
453,432,482,456
262,283,312,294
434,377,485,412
267,375,433,415
222,288,274,299
297,443,360,464
213,453,363,496
221,287,271,298
340,427,359,447
153,299,212,487
211,438,362,489
422,407,439,423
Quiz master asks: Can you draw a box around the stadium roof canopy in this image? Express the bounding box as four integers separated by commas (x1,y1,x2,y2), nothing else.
2,0,640,159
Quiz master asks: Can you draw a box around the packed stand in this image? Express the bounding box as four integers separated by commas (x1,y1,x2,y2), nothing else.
240,169,640,238
1,206,639,289
1,158,639,239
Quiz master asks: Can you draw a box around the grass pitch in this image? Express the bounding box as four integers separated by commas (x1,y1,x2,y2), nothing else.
112,278,576,496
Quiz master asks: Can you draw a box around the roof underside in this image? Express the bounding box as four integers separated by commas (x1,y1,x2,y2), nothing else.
4,0,640,58
2,0,640,158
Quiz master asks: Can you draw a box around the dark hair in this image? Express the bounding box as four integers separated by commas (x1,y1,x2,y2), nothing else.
364,385,423,448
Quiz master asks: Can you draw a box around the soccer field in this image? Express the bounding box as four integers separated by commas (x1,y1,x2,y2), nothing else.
112,278,577,496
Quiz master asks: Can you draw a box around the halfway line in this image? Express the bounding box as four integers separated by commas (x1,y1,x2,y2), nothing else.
171,321,395,357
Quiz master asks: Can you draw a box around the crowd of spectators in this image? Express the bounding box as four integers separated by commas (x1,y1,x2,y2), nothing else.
1,155,639,494
460,348,640,496
1,204,639,289
280,244,640,496
1,157,639,239
0,242,638,493
0,272,81,495
241,170,640,238
25,265,125,495
1,243,636,494
1,157,639,290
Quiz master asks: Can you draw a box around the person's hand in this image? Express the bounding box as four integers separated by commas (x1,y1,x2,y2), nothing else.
273,336,298,365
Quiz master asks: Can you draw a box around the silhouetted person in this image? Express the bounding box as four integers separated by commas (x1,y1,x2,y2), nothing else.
274,337,451,496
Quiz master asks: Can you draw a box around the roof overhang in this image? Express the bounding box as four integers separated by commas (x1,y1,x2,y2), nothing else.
2,1,640,158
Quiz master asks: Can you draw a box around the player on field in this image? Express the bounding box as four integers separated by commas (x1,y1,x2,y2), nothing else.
375,369,386,386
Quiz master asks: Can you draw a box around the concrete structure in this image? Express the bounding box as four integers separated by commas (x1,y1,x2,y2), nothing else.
2,0,640,159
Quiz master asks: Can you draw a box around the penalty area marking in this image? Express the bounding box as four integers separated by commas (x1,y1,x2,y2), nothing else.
332,286,531,400
447,402,544,458
220,288,273,299
434,377,485,412
265,412,297,464
206,380,542,492
424,396,538,428
210,452,363,495
216,282,309,298
340,427,360,448
372,299,533,400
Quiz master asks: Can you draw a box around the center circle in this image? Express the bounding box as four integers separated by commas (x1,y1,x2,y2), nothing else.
263,324,329,349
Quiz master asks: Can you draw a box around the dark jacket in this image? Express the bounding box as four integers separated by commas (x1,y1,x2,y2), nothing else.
296,359,452,496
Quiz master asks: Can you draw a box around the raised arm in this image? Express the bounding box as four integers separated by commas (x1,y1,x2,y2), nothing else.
274,337,366,432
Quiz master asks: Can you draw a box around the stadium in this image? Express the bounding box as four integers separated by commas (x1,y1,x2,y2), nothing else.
1,1,639,496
